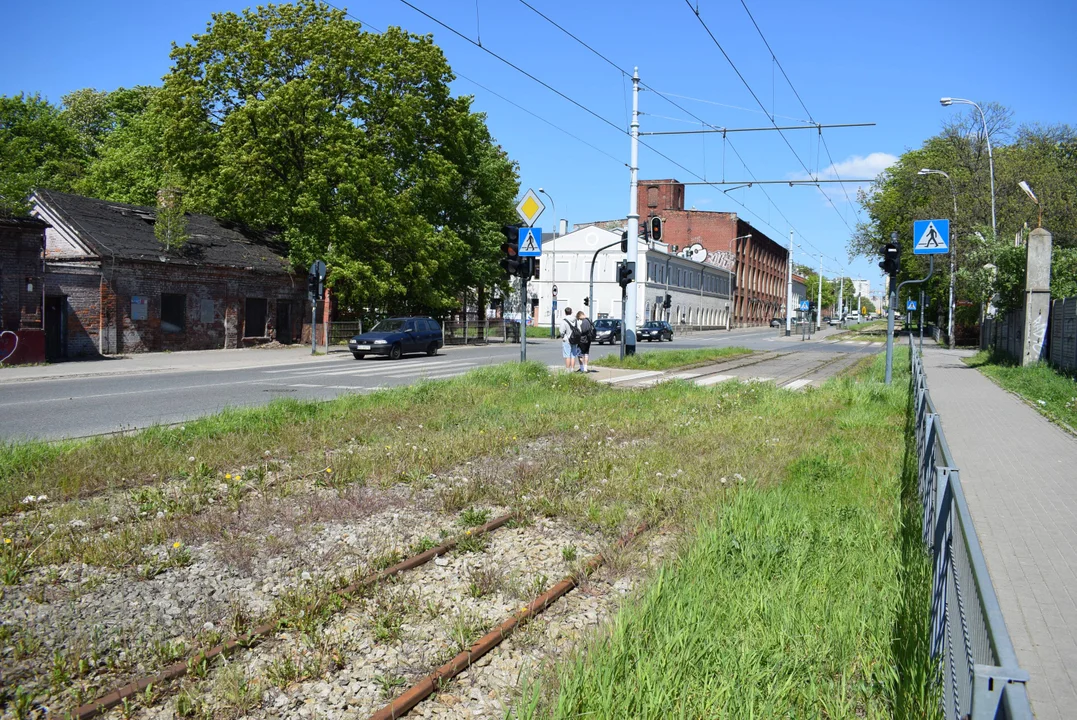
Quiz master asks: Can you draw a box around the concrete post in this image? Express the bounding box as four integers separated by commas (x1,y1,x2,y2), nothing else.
1022,227,1052,366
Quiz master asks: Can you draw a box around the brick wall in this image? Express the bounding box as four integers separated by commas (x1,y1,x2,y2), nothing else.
0,222,45,332
637,180,788,326
45,259,307,357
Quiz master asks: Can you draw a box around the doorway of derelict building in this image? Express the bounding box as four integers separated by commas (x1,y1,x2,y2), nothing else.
275,299,295,344
44,295,66,361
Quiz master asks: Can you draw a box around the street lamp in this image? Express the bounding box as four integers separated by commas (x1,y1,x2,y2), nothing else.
538,188,557,338
1018,180,1043,227
918,168,959,348
940,97,996,238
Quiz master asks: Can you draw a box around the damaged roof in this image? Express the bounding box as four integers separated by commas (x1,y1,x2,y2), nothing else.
33,189,294,274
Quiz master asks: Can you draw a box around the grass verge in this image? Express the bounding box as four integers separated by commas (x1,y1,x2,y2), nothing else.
592,346,751,371
514,347,939,719
965,349,1077,431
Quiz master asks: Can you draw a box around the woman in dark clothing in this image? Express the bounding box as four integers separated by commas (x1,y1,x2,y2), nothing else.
575,311,594,372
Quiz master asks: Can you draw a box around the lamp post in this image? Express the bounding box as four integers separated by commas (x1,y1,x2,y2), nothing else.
538,188,557,338
918,168,958,348
940,97,995,238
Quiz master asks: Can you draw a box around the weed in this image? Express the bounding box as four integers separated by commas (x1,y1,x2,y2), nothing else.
446,610,487,654
11,687,33,720
466,564,505,598
373,673,407,697
216,664,264,718
370,587,415,643
175,688,203,718
455,530,489,555
266,655,302,689
458,506,491,528
561,545,578,562
370,549,403,571
408,536,438,555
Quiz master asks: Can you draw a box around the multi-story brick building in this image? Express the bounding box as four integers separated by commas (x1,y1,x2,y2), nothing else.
30,189,309,359
636,179,790,326
0,216,48,364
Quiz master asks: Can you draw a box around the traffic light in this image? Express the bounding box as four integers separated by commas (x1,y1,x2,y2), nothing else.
620,230,628,253
500,224,524,277
617,261,635,288
878,242,901,277
649,216,663,242
583,296,589,306
307,273,318,300
663,294,672,309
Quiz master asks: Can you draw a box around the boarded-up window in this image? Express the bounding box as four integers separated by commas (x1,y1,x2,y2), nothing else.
161,294,186,333
244,298,267,337
647,186,658,207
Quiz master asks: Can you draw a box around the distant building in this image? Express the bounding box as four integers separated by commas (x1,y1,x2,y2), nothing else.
577,179,789,326
529,225,734,330
792,274,807,312
0,216,48,364
31,189,309,359
852,279,871,298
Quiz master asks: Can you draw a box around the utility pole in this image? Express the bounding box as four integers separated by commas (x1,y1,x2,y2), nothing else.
816,255,823,331
838,271,844,321
520,272,527,363
624,68,640,356
785,230,793,336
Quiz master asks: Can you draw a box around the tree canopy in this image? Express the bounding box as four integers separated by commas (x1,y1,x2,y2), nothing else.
1,1,519,317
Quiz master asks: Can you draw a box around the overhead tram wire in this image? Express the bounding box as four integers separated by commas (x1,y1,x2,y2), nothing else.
738,0,864,223
684,0,857,235
323,1,625,167
510,0,835,255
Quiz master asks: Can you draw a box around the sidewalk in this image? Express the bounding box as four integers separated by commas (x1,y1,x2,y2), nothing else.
921,346,1077,720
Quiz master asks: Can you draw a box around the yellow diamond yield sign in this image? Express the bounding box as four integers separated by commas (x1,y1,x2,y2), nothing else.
516,188,545,226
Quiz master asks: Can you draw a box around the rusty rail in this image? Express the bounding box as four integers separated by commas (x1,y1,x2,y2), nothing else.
73,513,516,720
367,522,649,720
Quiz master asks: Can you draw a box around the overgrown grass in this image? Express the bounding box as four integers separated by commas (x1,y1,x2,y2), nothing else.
965,349,1077,431
592,346,751,371
515,348,939,719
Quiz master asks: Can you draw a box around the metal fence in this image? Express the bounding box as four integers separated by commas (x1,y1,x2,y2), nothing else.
982,296,1077,372
327,321,362,346
910,339,1033,720
443,319,519,345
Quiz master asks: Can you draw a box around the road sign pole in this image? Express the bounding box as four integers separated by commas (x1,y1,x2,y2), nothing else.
919,290,925,354
311,301,317,355
885,282,895,384
624,69,640,357
520,273,527,363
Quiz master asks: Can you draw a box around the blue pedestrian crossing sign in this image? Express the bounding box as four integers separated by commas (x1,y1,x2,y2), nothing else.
913,219,950,255
799,300,810,312
518,227,542,257
907,299,918,311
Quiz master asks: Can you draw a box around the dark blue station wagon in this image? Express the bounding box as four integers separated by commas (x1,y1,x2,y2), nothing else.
349,317,443,360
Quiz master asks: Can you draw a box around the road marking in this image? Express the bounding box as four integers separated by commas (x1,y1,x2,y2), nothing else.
599,371,662,385
782,378,813,391
267,359,478,379
695,374,736,386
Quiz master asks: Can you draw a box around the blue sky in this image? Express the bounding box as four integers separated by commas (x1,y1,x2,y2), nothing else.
3,0,1074,292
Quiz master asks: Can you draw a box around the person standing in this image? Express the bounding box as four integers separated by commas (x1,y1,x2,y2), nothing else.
575,310,594,373
560,307,578,371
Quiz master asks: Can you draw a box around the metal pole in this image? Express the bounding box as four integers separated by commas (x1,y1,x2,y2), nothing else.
816,255,823,331
540,189,556,339
311,300,317,355
919,289,924,354
589,240,620,323
520,273,527,363
948,179,958,349
889,254,935,383
785,230,793,336
624,68,640,356
619,284,626,361
838,271,844,321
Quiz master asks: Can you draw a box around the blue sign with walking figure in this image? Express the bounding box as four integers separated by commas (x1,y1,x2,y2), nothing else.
913,219,950,254
799,300,810,312
518,227,542,257
907,300,918,311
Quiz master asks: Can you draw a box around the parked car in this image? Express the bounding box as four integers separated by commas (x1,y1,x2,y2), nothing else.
828,315,842,326
349,317,442,360
637,320,673,341
594,318,622,344
769,317,785,328
846,311,861,324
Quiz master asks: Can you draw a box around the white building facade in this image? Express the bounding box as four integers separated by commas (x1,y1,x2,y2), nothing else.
528,226,734,330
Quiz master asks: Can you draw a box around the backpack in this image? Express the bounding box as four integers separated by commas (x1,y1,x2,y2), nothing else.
578,318,595,343
568,320,582,345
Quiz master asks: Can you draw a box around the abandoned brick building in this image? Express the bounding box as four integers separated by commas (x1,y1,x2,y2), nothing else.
30,189,308,359
637,179,790,326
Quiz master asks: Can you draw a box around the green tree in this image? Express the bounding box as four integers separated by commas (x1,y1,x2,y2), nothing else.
154,185,188,252
0,94,85,213
154,0,518,314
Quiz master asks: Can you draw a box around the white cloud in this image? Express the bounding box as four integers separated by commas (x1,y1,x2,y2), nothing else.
815,152,898,182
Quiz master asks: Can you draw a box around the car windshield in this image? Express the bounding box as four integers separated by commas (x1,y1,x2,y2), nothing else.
595,320,616,328
370,319,406,333
642,322,660,328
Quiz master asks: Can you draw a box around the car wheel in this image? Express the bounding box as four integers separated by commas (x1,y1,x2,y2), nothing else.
352,352,365,360
389,343,402,360
426,342,438,356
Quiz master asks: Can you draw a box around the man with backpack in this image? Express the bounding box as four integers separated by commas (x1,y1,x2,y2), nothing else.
575,310,595,373
560,306,579,372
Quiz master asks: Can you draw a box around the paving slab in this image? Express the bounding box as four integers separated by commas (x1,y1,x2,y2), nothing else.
921,346,1077,720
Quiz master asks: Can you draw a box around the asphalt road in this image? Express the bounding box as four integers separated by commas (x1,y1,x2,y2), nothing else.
0,326,876,441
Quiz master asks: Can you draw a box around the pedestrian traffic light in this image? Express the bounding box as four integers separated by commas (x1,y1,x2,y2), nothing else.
878,242,901,277
663,294,672,309
650,216,663,242
617,261,635,288
583,296,589,306
620,230,628,253
500,224,524,277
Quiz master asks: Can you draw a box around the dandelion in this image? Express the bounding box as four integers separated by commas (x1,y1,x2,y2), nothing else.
301,571,312,581
111,516,120,523
225,473,232,480
188,456,196,462
3,538,11,544
513,435,517,441
235,475,242,481
465,530,472,536
325,467,333,474
172,541,182,549
156,511,165,519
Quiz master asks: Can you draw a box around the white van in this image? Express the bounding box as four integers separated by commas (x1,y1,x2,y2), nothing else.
845,311,860,324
